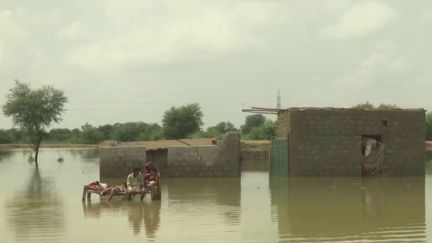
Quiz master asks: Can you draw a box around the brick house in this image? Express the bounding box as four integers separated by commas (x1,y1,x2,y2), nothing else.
275,108,425,176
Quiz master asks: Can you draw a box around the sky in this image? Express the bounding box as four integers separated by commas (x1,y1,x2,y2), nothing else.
0,0,431,129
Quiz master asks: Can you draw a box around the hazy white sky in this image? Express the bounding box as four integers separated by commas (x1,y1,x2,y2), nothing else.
0,0,431,129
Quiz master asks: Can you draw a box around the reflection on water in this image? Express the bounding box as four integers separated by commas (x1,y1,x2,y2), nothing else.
82,200,161,237
270,176,425,242
69,149,99,160
0,150,14,161
0,149,431,243
5,168,65,242
166,177,241,226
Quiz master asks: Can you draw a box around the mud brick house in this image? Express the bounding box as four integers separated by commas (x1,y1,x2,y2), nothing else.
273,108,425,176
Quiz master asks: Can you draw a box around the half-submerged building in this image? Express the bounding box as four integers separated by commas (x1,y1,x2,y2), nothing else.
272,108,425,176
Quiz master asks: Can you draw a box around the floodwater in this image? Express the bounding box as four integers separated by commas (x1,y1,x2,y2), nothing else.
0,149,431,243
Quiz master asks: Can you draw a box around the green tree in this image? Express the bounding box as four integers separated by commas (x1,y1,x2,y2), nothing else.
197,121,238,138
352,102,400,110
376,104,400,110
137,123,163,141
208,122,236,134
352,101,375,110
0,129,13,144
2,81,67,166
80,123,104,144
248,120,277,140
98,124,115,140
5,128,28,143
109,122,163,141
426,111,432,141
162,103,203,139
47,128,72,143
241,114,266,134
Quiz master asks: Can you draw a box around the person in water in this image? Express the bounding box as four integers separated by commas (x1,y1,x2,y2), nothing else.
140,161,161,201
143,161,159,184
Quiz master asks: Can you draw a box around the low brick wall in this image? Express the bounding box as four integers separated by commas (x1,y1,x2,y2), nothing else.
241,141,270,171
100,146,146,178
165,133,241,177
99,133,241,178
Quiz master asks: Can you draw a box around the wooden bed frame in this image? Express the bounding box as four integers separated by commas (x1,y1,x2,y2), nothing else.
82,181,161,202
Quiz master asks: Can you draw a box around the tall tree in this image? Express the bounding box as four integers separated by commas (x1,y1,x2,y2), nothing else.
248,120,277,140
162,103,203,139
241,114,266,134
2,81,67,166
80,123,104,144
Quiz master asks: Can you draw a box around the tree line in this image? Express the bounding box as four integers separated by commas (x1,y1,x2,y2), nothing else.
0,83,275,145
0,114,275,144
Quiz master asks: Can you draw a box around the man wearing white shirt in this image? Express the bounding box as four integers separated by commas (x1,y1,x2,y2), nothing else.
127,167,144,199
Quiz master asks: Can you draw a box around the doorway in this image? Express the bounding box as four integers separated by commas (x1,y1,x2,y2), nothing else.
361,135,384,176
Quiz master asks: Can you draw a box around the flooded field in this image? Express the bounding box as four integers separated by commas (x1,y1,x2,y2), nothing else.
0,149,431,242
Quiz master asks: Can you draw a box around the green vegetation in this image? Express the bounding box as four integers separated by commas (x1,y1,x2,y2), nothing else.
2,81,67,165
352,102,400,110
241,114,276,140
241,114,266,134
248,120,277,140
8,97,430,147
162,103,203,139
0,114,277,144
189,121,238,139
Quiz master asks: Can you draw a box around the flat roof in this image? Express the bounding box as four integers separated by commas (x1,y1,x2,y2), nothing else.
279,107,425,112
113,138,217,151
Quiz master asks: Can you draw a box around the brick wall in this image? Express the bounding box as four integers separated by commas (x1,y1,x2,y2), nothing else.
240,141,270,171
286,109,425,176
99,133,241,179
165,132,241,177
277,110,291,138
100,146,146,178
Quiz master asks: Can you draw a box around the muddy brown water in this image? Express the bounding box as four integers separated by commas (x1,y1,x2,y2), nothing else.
0,149,431,242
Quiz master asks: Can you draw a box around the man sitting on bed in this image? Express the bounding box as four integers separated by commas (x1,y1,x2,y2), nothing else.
126,167,144,199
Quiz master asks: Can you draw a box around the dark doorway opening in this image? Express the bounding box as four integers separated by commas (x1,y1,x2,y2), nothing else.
361,135,384,176
146,149,168,174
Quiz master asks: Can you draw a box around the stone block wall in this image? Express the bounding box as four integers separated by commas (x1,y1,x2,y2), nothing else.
287,109,425,176
100,146,146,178
165,132,241,177
277,110,291,138
240,141,270,171
99,133,241,178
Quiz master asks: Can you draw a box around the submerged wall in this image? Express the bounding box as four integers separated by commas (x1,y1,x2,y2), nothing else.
285,109,425,176
165,133,241,177
240,141,270,171
100,146,146,178
99,132,241,178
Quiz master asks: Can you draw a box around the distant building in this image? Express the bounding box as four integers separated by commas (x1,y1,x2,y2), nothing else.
273,108,425,176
